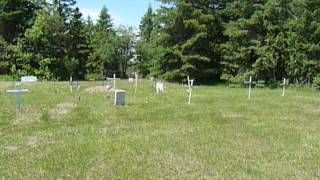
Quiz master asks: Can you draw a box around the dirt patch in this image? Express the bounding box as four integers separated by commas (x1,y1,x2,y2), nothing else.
84,86,113,93
4,145,19,152
26,136,38,148
13,106,41,125
219,110,243,119
49,102,77,119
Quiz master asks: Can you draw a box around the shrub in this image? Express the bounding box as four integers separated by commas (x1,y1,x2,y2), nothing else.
314,76,320,89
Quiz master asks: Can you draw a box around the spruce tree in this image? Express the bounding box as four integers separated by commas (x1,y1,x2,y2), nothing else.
0,0,36,42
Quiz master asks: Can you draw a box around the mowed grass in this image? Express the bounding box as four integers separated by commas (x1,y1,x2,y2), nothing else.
0,80,320,179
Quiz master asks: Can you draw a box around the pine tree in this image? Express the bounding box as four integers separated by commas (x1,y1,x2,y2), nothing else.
87,6,117,78
52,0,76,20
139,4,154,42
97,6,113,33
66,7,89,79
0,0,36,42
153,0,226,82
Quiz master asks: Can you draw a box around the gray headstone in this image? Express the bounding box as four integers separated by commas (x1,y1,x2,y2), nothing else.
114,90,125,106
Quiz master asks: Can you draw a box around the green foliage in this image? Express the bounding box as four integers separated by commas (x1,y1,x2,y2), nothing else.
0,0,320,84
314,76,320,89
0,0,36,42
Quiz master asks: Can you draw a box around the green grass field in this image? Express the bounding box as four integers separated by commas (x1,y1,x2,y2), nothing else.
0,80,320,179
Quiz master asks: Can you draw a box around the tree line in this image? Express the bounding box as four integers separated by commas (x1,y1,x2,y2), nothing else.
1,0,320,86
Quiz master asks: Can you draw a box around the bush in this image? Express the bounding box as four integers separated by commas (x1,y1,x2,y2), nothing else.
314,76,320,89
0,75,15,81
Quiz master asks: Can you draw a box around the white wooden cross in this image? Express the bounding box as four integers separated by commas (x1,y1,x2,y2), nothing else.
187,76,194,104
76,81,81,101
244,76,256,100
281,78,289,97
6,84,29,110
69,76,73,93
107,74,120,90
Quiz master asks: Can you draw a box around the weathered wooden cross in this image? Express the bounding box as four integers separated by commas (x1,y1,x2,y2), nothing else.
6,84,29,110
244,76,256,100
187,76,194,104
107,74,120,90
76,81,81,101
280,78,289,97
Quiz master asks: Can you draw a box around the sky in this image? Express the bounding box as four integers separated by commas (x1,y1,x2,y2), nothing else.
77,0,160,28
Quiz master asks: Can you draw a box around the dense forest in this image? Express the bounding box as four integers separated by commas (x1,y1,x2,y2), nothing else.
1,0,320,86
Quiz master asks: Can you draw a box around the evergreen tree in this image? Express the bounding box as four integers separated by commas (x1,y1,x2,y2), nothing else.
97,6,113,33
139,4,154,42
153,0,226,82
136,4,156,77
0,0,36,42
87,6,116,79
52,0,76,20
65,7,89,79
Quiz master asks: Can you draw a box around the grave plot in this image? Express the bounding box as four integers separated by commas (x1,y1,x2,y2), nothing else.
49,102,77,120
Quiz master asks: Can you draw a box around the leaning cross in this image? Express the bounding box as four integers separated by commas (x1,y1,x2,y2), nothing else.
244,76,256,100
107,74,120,90
187,76,195,104
6,84,29,110
281,78,289,97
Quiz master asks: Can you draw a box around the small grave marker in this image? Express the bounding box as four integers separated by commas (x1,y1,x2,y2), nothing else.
187,76,194,104
281,78,289,97
156,81,164,94
114,90,125,105
6,84,29,110
107,74,120,90
129,78,134,83
244,76,256,100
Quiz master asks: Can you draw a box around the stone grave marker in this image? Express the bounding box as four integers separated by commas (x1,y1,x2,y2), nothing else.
114,90,125,105
244,76,256,100
156,81,164,94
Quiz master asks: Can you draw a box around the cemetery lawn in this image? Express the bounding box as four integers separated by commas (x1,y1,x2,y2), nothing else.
1,81,320,179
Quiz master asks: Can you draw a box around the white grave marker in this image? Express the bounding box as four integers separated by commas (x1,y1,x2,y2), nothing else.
156,82,164,94
128,78,134,83
69,76,73,93
281,78,289,97
21,76,37,83
6,84,29,110
76,81,81,101
107,74,120,90
244,76,256,100
187,76,194,104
